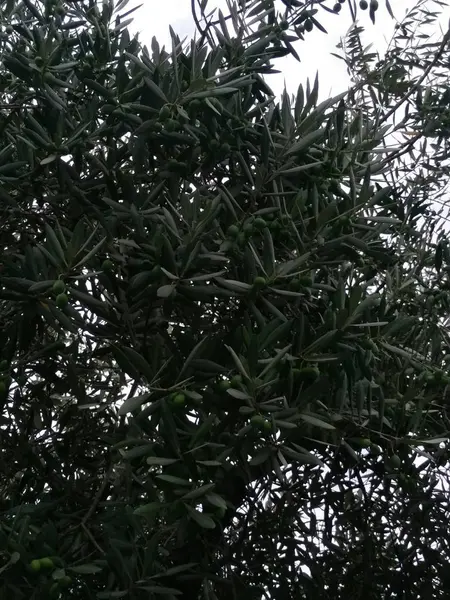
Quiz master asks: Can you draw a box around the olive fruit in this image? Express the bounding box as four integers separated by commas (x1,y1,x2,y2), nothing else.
253,217,267,230
251,415,272,432
30,559,41,572
52,279,65,295
230,374,242,388
304,19,313,32
101,259,114,272
159,105,171,121
218,380,231,392
227,224,239,238
297,366,320,381
253,276,266,288
359,438,372,448
370,444,382,455
39,557,54,569
333,2,341,11
55,293,68,308
250,414,266,429
389,454,401,469
172,393,186,406
370,0,378,9
165,118,179,132
59,575,72,587
359,0,368,8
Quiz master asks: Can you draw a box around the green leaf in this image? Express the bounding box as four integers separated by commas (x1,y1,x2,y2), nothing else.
186,507,216,529
118,393,152,415
121,347,154,381
156,475,192,486
69,564,103,574
146,456,179,466
299,414,336,430
287,128,326,154
181,483,216,501
134,502,165,517
225,345,251,381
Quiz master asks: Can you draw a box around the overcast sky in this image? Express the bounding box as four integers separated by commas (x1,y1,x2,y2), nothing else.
123,0,449,102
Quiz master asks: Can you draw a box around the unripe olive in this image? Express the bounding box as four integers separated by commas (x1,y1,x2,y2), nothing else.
165,118,179,132
39,557,54,569
389,454,401,469
159,105,171,121
101,259,114,272
30,559,41,572
253,217,267,230
250,414,266,429
253,276,266,288
52,279,66,295
230,374,242,388
55,293,68,308
227,224,239,238
218,380,231,392
171,393,186,406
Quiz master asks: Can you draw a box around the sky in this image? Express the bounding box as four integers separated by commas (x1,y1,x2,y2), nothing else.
123,0,449,102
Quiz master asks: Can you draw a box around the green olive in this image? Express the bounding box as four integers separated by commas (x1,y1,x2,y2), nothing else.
165,118,179,132
52,279,66,295
159,105,171,121
230,374,242,388
297,366,320,381
30,559,41,572
253,276,266,288
101,259,114,272
253,217,267,230
39,557,54,569
250,414,266,429
389,454,401,469
262,419,272,431
218,380,231,392
55,293,69,308
227,224,240,238
171,393,186,406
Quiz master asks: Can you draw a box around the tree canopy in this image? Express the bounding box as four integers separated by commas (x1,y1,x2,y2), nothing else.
1,0,450,598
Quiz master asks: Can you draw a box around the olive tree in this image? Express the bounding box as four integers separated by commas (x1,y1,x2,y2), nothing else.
1,0,450,599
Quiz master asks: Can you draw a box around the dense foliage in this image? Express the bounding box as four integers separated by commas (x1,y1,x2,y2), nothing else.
1,0,450,598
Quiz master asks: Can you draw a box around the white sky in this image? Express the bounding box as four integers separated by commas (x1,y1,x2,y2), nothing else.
124,0,450,101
